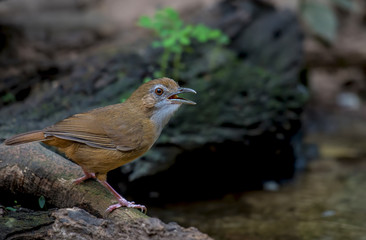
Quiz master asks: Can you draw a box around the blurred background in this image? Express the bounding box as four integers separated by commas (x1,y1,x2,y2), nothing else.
1,0,366,239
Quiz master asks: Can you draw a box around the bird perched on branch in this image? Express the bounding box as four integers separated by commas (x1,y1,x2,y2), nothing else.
4,77,196,213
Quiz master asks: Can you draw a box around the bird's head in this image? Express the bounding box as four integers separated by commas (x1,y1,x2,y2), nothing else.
127,78,196,129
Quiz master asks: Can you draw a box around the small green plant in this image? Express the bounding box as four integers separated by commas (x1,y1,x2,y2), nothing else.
5,200,20,212
138,7,229,79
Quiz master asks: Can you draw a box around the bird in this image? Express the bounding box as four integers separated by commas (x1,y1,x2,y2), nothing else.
4,77,196,213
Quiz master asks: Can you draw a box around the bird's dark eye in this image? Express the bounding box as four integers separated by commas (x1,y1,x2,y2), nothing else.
155,88,164,96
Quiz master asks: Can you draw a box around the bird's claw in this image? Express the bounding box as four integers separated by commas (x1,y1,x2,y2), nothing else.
105,201,147,214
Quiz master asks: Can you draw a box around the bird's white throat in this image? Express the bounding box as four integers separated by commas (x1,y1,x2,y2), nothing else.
150,104,181,137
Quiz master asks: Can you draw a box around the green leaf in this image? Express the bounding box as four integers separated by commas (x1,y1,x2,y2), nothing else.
209,29,221,39
183,25,193,33
164,8,179,20
171,45,183,53
163,37,177,48
160,29,172,37
6,207,16,212
38,196,46,209
301,1,337,42
138,16,152,28
180,36,190,45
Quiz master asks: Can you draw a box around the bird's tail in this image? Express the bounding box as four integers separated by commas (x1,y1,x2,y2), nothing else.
4,130,46,145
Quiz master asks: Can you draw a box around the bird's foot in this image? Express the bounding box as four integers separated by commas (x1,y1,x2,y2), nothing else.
106,198,147,213
72,172,96,185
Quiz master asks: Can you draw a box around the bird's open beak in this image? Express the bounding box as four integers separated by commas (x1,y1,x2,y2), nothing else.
168,87,197,105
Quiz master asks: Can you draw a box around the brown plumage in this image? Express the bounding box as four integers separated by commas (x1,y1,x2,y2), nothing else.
4,77,196,212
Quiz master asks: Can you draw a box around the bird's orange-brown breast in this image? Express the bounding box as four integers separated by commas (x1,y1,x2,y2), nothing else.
42,100,157,176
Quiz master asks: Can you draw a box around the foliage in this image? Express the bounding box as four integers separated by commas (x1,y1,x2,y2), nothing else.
5,206,17,212
5,200,20,212
138,7,229,79
4,197,47,212
299,0,357,43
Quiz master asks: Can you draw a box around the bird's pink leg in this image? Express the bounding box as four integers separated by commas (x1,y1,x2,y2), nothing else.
97,179,146,213
73,168,96,184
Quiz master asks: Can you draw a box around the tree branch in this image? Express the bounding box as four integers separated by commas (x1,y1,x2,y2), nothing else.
0,142,146,220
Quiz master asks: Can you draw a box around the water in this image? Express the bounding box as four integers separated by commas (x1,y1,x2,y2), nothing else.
150,130,366,239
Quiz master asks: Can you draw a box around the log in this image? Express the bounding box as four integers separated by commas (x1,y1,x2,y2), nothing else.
0,142,213,239
0,142,145,221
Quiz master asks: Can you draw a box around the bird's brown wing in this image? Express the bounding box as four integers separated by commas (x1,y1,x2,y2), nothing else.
43,109,142,152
